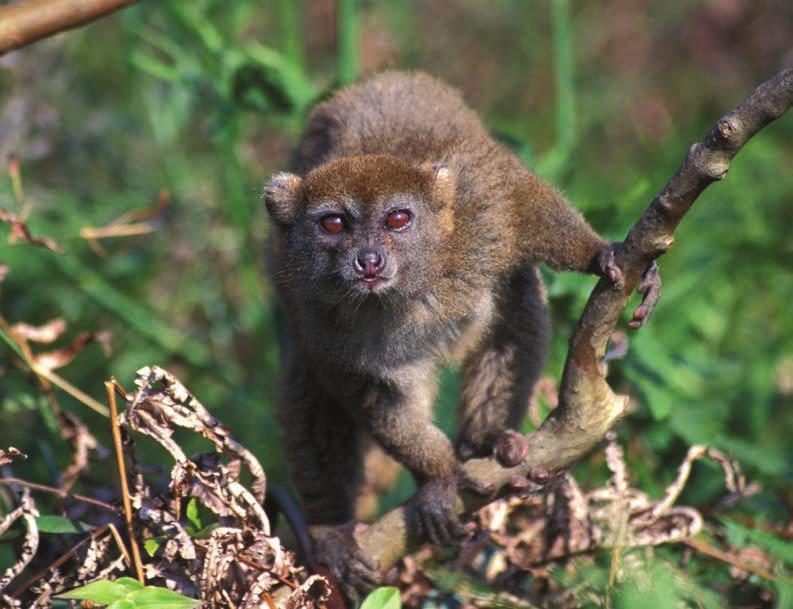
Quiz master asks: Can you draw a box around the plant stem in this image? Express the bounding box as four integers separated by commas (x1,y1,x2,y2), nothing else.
337,0,358,84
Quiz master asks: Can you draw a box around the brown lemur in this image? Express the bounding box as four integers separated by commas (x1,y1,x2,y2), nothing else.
264,72,660,595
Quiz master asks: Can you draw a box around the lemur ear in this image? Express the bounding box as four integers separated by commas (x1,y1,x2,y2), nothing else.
420,162,456,235
263,172,302,226
420,162,456,209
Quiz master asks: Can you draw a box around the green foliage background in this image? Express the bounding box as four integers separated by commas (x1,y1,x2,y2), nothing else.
1,0,792,606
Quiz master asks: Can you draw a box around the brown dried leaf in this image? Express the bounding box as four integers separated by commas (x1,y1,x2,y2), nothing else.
0,210,63,253
427,435,754,608
33,330,112,371
116,189,170,225
111,366,311,608
57,411,102,491
283,575,332,609
80,190,169,253
126,365,267,512
9,318,66,344
0,487,40,591
729,545,775,580
0,446,26,466
604,432,629,495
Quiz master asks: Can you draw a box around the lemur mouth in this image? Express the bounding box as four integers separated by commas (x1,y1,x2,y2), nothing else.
357,273,394,292
361,275,382,290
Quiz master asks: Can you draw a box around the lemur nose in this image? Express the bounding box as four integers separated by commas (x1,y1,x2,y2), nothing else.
354,250,385,276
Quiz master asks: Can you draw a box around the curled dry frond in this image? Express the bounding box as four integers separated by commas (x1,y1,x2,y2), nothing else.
0,486,40,600
116,365,328,608
1,367,329,608
123,365,267,517
475,436,718,574
281,575,333,609
398,435,754,606
58,410,104,492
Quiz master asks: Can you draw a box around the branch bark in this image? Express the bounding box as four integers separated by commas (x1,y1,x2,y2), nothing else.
356,67,793,571
0,0,140,56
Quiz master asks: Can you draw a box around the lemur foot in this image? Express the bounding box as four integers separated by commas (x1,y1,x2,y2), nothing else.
311,522,381,603
408,470,493,546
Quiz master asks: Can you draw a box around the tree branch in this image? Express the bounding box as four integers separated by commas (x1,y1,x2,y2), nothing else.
356,67,793,571
0,0,140,56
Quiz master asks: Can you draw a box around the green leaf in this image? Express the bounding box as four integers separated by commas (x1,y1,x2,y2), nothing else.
143,536,164,557
130,50,183,82
337,0,359,85
53,252,211,368
36,515,93,534
128,587,200,609
775,577,793,609
718,436,788,477
723,520,793,567
55,579,127,604
360,586,401,609
168,3,223,54
0,528,22,541
114,577,145,593
55,580,198,609
185,497,202,531
615,559,722,609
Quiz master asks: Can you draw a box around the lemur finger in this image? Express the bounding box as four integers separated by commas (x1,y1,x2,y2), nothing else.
456,441,476,461
341,585,360,607
423,513,444,546
597,245,625,288
446,513,468,541
350,561,381,590
629,261,662,329
459,470,496,496
493,429,528,467
357,550,380,574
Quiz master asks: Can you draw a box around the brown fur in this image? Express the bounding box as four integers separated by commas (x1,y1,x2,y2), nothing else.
264,71,611,597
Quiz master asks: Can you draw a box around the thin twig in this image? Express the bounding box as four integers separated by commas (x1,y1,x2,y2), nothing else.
106,380,145,584
105,522,133,569
108,378,132,401
0,478,116,512
262,590,278,609
683,537,783,583
80,224,158,240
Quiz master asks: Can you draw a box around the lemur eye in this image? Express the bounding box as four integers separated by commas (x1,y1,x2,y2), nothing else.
385,209,411,231
320,214,345,234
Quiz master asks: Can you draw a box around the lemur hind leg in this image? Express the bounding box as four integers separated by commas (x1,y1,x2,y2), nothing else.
457,266,550,466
